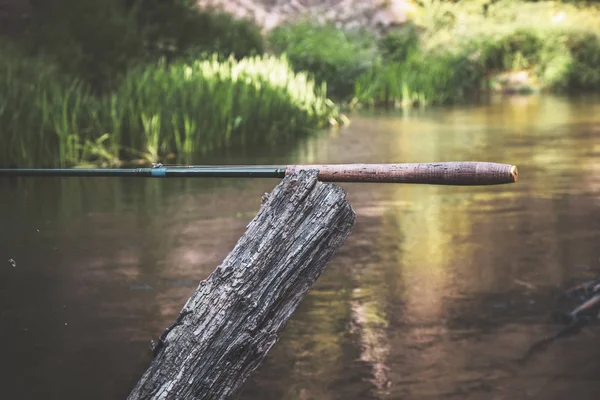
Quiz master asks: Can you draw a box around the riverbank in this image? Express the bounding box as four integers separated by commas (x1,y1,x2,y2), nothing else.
2,0,600,167
268,0,600,107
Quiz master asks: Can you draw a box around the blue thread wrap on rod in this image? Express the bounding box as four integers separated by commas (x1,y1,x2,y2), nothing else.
150,168,167,177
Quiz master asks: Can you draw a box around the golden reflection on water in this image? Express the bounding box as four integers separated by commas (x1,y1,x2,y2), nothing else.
326,95,600,399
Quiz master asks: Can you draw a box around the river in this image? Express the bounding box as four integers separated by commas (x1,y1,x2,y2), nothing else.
1,94,600,399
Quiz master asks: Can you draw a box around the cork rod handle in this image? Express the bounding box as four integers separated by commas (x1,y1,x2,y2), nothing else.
285,162,518,185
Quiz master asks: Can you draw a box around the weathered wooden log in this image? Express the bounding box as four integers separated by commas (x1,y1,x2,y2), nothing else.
128,169,356,400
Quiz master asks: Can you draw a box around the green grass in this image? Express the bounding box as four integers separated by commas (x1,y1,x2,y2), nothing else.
0,46,343,168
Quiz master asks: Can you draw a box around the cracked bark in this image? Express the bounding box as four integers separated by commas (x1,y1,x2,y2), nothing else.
128,169,356,400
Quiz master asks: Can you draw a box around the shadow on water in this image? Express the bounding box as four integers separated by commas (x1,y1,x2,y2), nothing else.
2,94,600,399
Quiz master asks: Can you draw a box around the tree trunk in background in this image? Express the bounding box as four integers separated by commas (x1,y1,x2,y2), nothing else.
128,169,356,400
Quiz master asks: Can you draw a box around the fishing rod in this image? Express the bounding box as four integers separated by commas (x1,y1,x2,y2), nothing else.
0,161,518,185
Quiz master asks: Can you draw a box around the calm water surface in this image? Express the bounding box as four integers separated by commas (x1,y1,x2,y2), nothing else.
2,95,600,399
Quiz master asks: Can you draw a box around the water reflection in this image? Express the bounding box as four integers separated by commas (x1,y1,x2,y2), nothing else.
1,95,600,399
241,96,600,399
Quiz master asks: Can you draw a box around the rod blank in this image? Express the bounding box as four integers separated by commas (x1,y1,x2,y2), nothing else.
0,162,518,185
0,167,286,179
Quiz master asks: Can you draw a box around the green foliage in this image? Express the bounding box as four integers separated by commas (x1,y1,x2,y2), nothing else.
268,20,375,101
0,48,341,167
14,0,264,93
353,0,600,107
475,29,544,72
19,0,144,93
111,54,341,161
0,42,98,167
354,49,481,108
563,31,600,91
377,24,421,64
133,1,265,62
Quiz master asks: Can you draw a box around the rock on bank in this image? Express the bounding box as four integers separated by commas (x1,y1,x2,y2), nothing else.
196,0,417,32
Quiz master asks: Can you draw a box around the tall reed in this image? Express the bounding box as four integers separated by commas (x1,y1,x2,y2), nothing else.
0,44,97,167
109,54,341,162
1,50,342,167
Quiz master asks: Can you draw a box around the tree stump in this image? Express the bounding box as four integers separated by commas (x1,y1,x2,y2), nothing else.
128,169,356,400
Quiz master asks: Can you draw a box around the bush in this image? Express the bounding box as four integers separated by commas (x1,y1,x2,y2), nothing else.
18,0,144,93
133,1,265,62
268,20,376,101
377,23,422,64
564,31,600,91
476,29,544,72
353,0,600,107
354,49,481,108
12,0,265,93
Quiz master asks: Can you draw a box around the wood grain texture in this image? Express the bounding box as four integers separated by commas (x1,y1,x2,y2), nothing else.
127,169,355,400
286,162,518,185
